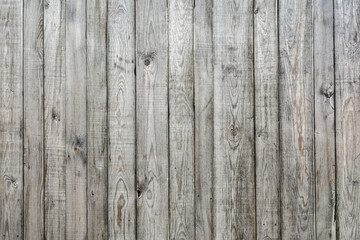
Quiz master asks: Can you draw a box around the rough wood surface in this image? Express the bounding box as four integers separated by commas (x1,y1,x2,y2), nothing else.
135,0,169,239
44,0,66,239
107,0,136,239
87,0,108,239
65,0,87,238
254,0,280,239
169,0,195,239
194,0,213,239
23,0,44,239
213,0,256,239
314,0,336,239
335,0,360,239
279,0,314,239
0,0,23,239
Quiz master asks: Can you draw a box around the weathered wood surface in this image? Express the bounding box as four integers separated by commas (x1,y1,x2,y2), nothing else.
2,1,360,239
335,0,360,239
279,0,315,239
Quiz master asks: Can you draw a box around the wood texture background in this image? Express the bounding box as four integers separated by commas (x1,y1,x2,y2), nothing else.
0,0,359,239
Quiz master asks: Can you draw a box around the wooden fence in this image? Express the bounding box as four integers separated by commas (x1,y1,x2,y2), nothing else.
0,0,359,239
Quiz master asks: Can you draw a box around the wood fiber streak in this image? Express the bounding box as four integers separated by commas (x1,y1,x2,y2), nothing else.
24,0,44,239
136,0,169,239
0,0,23,239
213,0,256,239
279,0,314,239
194,0,213,239
44,0,66,239
254,0,280,239
107,0,136,239
169,0,195,239
335,0,360,239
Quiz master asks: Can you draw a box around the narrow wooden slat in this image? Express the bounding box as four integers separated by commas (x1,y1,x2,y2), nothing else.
279,0,314,238
107,0,136,239
87,0,108,238
335,0,360,239
65,0,87,238
0,0,23,238
213,0,256,239
24,0,44,238
136,0,169,238
44,0,66,239
169,0,195,239
253,0,280,239
314,0,336,239
194,0,213,239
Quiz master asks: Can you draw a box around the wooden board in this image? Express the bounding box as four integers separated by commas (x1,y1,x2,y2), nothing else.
169,0,195,239
44,0,66,239
65,0,87,238
314,0,336,239
87,0,108,238
253,0,280,239
194,0,213,239
107,0,136,239
279,0,314,239
135,0,169,239
335,0,360,239
23,0,44,239
0,0,24,238
213,0,256,239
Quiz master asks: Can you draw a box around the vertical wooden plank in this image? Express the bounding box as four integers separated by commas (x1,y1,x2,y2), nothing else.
87,0,108,239
194,0,213,239
23,0,44,239
254,0,280,239
314,0,336,239
65,0,87,238
44,0,66,239
279,0,314,239
107,0,136,239
213,0,255,239
136,0,169,238
169,0,194,239
335,0,360,239
0,0,23,239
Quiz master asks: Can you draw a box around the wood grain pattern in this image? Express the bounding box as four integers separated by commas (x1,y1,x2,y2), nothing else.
44,0,66,239
314,0,336,239
335,0,360,239
213,0,256,239
107,0,136,239
0,0,23,239
279,0,314,239
87,0,108,238
135,0,169,239
169,0,195,239
194,0,213,239
254,0,280,239
24,0,44,239
65,0,87,238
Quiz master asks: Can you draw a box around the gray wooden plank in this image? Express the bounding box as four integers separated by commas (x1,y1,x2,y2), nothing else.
194,0,213,239
169,0,195,239
87,0,108,238
0,0,24,239
314,0,336,239
44,0,66,239
107,0,136,239
65,0,87,238
279,0,314,239
23,0,44,239
213,0,256,239
335,0,360,239
253,0,280,239
135,0,169,238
